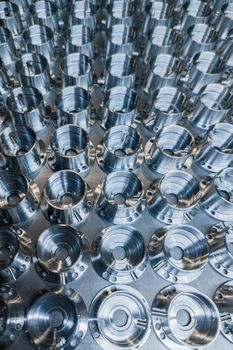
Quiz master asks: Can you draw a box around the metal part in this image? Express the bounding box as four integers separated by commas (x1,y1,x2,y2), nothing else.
106,0,136,27
0,285,25,350
149,225,209,283
89,285,151,349
96,125,144,173
0,59,12,96
48,124,95,176
147,170,201,225
0,26,17,75
41,170,93,225
60,53,92,90
35,224,90,285
152,284,220,350
214,281,233,344
7,86,48,134
91,225,148,284
29,0,60,33
95,170,145,224
0,125,46,179
179,0,212,32
105,24,137,56
213,3,233,40
192,122,233,178
102,87,139,129
0,2,23,41
142,1,176,33
56,86,94,132
0,225,32,284
26,288,88,349
144,125,194,178
65,25,95,58
69,0,96,29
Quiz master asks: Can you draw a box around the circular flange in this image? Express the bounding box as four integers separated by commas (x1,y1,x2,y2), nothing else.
0,285,25,350
213,281,233,344
148,225,209,283
91,225,148,284
26,288,87,350
35,224,90,285
152,284,220,350
89,285,151,350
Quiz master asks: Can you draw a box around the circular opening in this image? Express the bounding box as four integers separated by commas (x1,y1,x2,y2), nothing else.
113,309,128,327
7,87,42,114
166,193,179,205
48,309,64,328
105,126,139,155
106,88,137,113
57,87,88,115
157,126,193,156
62,53,90,77
176,309,191,327
7,192,21,205
0,126,35,157
112,246,126,260
52,125,88,156
55,246,69,260
60,193,74,206
114,149,125,156
170,246,184,260
114,193,126,205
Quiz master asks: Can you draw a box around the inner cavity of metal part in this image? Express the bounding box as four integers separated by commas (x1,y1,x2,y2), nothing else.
105,126,140,155
30,0,57,19
57,86,88,115
52,125,88,156
0,172,27,206
16,53,47,76
157,126,193,156
106,54,135,77
0,127,35,157
107,0,135,19
188,23,218,45
105,88,137,113
67,24,94,47
210,123,233,154
0,227,18,269
215,169,233,203
107,24,136,45
151,54,182,79
61,53,90,77
150,26,178,47
7,87,42,114
23,24,53,46
193,51,224,74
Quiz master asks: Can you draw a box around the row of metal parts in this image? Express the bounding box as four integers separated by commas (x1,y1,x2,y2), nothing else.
1,281,232,350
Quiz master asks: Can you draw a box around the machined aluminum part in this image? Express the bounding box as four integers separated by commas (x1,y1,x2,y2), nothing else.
200,168,233,223
0,225,32,284
152,284,220,350
106,0,136,27
143,87,188,134
185,83,233,138
0,26,17,75
10,0,30,23
91,225,148,284
214,281,233,344
147,170,202,225
192,122,233,178
15,53,51,96
70,0,96,29
7,86,48,134
102,87,139,129
48,124,95,176
149,225,209,283
144,125,194,178
26,288,88,349
95,170,145,224
35,224,90,285
42,170,93,225
0,285,25,350
143,54,183,94
56,86,94,132
89,285,151,349
104,53,136,89
29,0,60,34
65,25,95,58
96,125,144,173
213,3,233,40
179,0,212,32
0,170,40,224
60,53,92,90
142,1,176,34
187,51,225,94
0,2,23,39
0,125,46,179
0,59,12,96
105,24,137,57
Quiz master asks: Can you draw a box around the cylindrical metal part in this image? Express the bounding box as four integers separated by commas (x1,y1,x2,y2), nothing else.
29,0,60,33
0,27,16,74
105,24,137,57
69,0,96,29
106,0,136,27
65,24,95,58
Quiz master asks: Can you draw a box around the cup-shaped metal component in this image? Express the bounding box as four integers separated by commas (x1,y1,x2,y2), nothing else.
95,170,145,224
35,224,90,284
193,123,233,177
29,0,60,33
7,86,48,134
145,125,194,177
152,285,220,350
181,23,219,62
106,0,136,27
48,125,95,176
0,225,32,284
16,53,51,95
65,24,95,58
149,225,208,283
0,125,46,179
96,125,144,173
0,59,12,95
147,170,201,224
144,26,180,63
186,83,233,137
0,170,40,224
27,289,87,349
23,24,56,65
143,87,188,134
0,2,23,37
106,24,137,56
10,0,30,23
0,286,25,349
102,87,139,129
214,281,233,344
180,0,212,32
213,3,233,39
42,170,93,225
60,53,92,89
92,225,148,284
0,27,16,72
201,167,233,222
144,54,183,94
104,53,136,89
142,1,176,33
56,86,94,132
89,285,151,349
70,0,96,29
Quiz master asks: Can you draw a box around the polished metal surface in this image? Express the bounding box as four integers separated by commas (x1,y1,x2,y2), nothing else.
65,25,95,58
